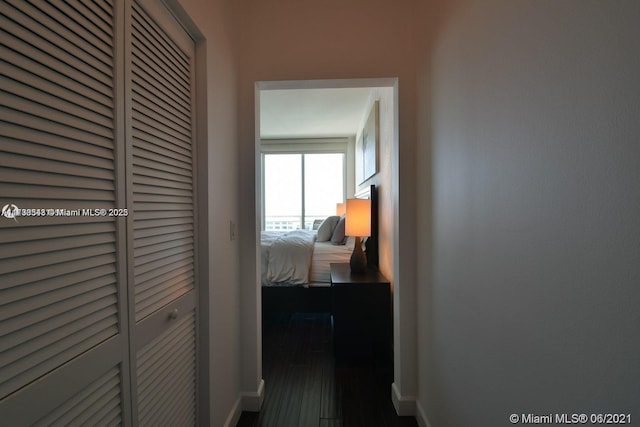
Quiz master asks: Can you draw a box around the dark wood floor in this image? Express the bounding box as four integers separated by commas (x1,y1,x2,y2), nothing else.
236,312,418,427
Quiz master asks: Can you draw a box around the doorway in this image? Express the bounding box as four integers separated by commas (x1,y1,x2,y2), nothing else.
251,77,400,409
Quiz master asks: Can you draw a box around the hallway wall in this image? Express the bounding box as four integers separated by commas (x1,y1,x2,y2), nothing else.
416,1,640,425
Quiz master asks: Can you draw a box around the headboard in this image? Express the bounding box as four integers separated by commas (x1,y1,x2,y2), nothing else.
354,184,379,270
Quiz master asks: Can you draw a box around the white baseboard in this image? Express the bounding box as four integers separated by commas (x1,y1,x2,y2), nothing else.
241,379,265,412
391,382,416,416
223,397,242,427
416,399,432,427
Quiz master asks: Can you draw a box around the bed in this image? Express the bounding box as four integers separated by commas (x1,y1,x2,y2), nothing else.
262,184,379,313
260,231,355,286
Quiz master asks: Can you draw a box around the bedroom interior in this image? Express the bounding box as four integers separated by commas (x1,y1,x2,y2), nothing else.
257,82,395,314
246,81,408,425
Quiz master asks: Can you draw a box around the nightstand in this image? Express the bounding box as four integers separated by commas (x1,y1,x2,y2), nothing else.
330,263,391,360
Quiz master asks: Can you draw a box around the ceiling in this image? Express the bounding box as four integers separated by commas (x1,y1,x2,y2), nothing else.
259,87,373,139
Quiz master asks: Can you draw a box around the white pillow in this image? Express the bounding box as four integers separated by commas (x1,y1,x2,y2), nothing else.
316,216,340,241
330,215,347,245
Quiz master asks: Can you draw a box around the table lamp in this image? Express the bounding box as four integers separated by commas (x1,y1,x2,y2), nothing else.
345,198,371,274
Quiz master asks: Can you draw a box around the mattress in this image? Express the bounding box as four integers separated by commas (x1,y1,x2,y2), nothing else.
309,237,355,283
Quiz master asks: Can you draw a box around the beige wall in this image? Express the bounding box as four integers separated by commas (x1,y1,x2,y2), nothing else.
234,0,420,407
416,1,640,425
354,88,395,287
172,0,241,425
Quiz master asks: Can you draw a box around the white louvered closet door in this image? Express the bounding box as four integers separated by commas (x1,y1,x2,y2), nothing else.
0,0,128,425
127,1,197,426
0,0,198,425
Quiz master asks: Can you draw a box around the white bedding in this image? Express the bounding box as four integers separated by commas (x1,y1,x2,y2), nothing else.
261,229,316,285
261,230,354,286
309,238,355,283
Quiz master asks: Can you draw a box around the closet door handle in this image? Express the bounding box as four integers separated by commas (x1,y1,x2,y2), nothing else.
169,308,179,320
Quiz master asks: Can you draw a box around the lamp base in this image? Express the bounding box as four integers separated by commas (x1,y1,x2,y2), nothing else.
350,236,367,274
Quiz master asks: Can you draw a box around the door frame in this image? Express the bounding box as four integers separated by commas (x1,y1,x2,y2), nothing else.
250,77,400,408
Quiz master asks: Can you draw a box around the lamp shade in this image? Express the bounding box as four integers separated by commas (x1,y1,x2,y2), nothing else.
345,198,371,237
336,202,346,216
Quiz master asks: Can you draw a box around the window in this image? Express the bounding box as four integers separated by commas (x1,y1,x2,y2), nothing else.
263,152,345,230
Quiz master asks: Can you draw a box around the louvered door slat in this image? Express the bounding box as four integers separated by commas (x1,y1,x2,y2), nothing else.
133,183,192,198
1,127,115,162
133,266,193,297
133,194,192,206
2,75,113,128
129,65,190,117
2,265,115,306
134,227,192,244
1,274,116,326
135,239,193,262
0,318,118,399
0,183,115,201
0,108,114,151
37,0,114,52
131,26,189,103
1,139,112,174
1,305,117,366
131,0,195,314
134,208,193,218
136,311,196,426
131,33,189,99
132,82,191,128
134,216,193,230
6,0,113,69
128,2,197,423
65,383,120,427
131,53,190,114
0,46,113,109
133,158,191,182
5,233,114,259
32,366,122,427
133,206,193,218
0,1,113,76
133,223,193,241
1,63,113,118
136,326,191,389
0,36,112,102
136,274,193,307
2,0,200,424
1,155,112,182
0,14,112,89
2,221,115,244
135,288,193,322
1,254,117,292
134,172,193,190
133,144,191,170
0,243,115,276
3,292,117,347
131,4,189,83
132,98,191,141
3,167,113,191
140,344,193,421
134,250,193,280
3,91,114,139
132,110,192,150
0,0,121,409
64,0,115,38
